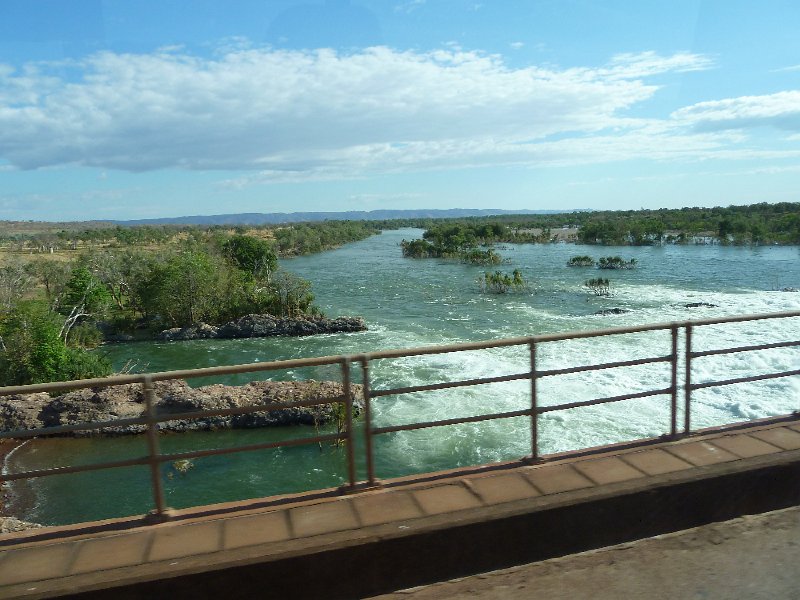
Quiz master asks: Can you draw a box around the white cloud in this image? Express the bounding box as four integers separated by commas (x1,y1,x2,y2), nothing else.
733,164,800,175
510,42,524,50
598,51,713,80
217,126,771,186
672,91,800,131
156,44,186,54
772,64,800,73
0,46,739,180
394,0,426,14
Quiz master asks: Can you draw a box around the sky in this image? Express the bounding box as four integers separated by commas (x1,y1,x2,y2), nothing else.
0,0,798,221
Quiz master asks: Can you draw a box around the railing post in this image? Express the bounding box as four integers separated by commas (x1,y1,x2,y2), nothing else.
670,325,679,437
530,339,539,461
684,324,693,433
143,375,168,520
360,357,376,486
341,357,356,489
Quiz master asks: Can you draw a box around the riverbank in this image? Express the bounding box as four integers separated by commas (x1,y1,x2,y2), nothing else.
0,440,41,532
0,379,364,437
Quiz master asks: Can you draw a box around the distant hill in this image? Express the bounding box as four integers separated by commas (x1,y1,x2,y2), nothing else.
115,208,588,226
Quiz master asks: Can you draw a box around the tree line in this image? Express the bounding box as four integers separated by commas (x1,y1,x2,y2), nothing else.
396,202,800,247
0,220,382,256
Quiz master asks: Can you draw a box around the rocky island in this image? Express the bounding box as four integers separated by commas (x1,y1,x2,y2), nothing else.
156,314,367,342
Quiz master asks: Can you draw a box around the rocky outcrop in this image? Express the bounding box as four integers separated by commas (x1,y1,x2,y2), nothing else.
157,314,367,342
594,308,631,316
0,517,41,533
684,302,718,308
0,380,363,437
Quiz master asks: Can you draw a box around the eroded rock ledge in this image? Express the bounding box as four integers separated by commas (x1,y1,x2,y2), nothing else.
156,314,367,342
0,379,363,437
0,517,42,533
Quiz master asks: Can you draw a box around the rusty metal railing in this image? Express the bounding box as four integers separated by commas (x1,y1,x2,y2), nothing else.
1,310,798,520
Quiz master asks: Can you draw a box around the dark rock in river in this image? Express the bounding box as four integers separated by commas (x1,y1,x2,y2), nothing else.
684,302,718,308
157,314,367,341
781,287,798,292
594,308,631,316
0,380,363,437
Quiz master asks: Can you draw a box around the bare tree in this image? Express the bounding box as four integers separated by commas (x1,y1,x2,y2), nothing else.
0,260,34,310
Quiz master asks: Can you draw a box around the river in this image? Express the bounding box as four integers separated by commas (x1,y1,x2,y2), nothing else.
5,229,800,525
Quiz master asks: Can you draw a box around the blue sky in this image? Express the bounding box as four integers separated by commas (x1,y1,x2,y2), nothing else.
0,0,798,221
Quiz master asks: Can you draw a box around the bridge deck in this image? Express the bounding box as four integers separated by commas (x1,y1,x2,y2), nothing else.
1,417,799,599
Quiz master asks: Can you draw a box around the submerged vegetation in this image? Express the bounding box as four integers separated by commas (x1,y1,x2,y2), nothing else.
401,223,514,264
400,223,508,260
568,256,595,267
584,278,611,296
568,255,636,269
598,256,636,270
479,270,527,294
461,248,504,266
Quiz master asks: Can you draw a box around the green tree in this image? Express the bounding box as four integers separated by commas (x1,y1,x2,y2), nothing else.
28,259,70,305
0,300,111,386
55,266,113,344
85,249,149,311
597,256,636,270
567,256,594,267
59,266,112,316
269,270,315,317
222,235,278,280
461,248,503,265
479,269,527,294
584,278,611,296
401,238,437,258
139,250,222,327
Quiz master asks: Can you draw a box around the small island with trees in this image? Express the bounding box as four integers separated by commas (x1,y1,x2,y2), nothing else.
397,202,800,249
479,270,528,294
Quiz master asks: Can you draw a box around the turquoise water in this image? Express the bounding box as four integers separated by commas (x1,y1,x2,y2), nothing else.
5,229,800,525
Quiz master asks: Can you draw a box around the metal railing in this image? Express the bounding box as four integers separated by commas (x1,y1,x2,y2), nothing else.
1,310,798,520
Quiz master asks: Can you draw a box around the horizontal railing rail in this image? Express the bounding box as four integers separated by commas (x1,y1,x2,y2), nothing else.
0,310,798,521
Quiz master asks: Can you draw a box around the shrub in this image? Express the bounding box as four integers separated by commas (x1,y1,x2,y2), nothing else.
597,256,636,269
462,249,503,265
0,300,111,386
584,278,611,296
567,255,594,267
480,270,527,294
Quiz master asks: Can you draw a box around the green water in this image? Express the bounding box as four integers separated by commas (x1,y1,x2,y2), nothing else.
5,229,800,525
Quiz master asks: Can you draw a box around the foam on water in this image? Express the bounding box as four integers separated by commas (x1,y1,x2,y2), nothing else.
366,282,800,473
